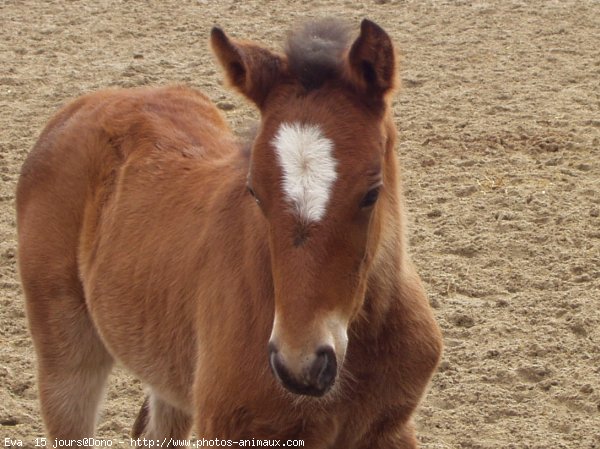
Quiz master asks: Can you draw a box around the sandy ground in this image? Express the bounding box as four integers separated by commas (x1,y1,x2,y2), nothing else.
1,1,599,448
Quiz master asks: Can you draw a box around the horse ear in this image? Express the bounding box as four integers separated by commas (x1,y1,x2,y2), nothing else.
211,27,284,108
347,20,397,99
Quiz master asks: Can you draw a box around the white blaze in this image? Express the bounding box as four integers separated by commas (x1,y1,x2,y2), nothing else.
273,123,337,223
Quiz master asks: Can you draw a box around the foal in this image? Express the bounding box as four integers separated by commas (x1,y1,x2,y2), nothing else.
17,19,442,448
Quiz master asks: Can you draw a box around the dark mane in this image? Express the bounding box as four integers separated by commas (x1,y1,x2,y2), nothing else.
285,18,352,90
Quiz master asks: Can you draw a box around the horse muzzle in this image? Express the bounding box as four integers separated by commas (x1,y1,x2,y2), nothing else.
268,343,338,397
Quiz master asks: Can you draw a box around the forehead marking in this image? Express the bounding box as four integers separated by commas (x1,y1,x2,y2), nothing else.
273,122,338,223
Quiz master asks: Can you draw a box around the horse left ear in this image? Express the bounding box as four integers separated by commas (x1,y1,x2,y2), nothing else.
211,27,284,109
347,20,397,99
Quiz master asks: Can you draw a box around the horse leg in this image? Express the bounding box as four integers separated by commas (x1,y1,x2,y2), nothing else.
364,426,418,449
19,213,112,439
355,415,419,449
132,396,150,438
29,291,113,442
132,391,192,444
394,422,419,449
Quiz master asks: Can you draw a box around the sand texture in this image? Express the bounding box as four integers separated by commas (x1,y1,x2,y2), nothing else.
1,1,599,448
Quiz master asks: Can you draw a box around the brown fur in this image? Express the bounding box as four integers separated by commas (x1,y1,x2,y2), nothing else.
17,19,442,448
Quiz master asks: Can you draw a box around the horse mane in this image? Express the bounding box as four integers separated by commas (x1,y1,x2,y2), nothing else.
284,18,352,90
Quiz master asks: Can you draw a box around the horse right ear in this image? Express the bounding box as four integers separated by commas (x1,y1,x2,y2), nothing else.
211,28,284,109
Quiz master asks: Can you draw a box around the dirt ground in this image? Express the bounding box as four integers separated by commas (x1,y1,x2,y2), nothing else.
1,1,599,448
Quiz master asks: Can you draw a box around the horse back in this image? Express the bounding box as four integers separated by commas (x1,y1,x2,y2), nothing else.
18,84,232,216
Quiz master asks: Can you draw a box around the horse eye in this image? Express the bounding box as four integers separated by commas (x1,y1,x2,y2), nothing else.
247,186,261,205
360,186,380,208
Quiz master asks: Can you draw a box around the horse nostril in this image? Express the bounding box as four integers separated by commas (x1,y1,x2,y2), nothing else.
268,341,278,358
311,346,337,391
268,342,281,377
268,344,300,393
